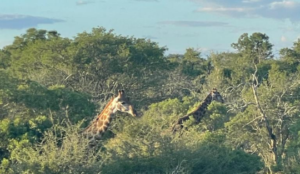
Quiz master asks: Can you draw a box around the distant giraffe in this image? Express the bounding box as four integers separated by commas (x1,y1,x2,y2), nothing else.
172,88,224,134
83,90,137,145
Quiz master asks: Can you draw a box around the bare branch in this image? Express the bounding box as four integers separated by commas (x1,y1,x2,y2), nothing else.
251,64,279,164
243,116,264,127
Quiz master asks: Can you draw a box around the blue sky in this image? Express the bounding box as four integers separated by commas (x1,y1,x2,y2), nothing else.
1,0,300,55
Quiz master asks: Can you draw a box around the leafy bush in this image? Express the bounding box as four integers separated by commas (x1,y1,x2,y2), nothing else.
8,123,103,174
100,99,263,174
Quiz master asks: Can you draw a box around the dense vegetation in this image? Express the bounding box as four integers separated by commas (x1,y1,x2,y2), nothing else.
0,27,300,174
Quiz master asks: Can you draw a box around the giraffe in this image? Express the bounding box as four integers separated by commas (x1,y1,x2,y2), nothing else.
172,88,224,134
83,90,137,145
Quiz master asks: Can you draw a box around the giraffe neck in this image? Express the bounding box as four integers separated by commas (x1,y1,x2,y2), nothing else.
83,98,117,141
191,93,212,122
172,93,214,133
96,109,114,135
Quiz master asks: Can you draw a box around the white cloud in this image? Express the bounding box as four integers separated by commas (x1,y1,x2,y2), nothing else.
192,0,300,21
270,0,297,9
198,7,251,12
196,47,210,52
242,0,261,3
190,0,267,7
76,0,95,5
134,0,158,2
158,21,228,27
281,36,288,42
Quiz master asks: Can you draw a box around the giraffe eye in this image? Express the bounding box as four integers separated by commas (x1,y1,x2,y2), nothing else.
121,102,126,105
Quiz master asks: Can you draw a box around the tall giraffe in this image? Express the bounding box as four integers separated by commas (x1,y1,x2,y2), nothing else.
172,88,224,134
83,90,137,145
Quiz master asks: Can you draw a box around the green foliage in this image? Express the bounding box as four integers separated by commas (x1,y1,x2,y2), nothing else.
1,72,95,122
231,32,273,64
180,48,208,77
147,97,194,117
13,81,95,123
100,98,262,174
201,101,228,131
280,39,300,68
208,52,253,86
102,142,263,174
2,28,300,174
8,123,102,174
0,50,10,69
0,158,12,173
0,70,95,167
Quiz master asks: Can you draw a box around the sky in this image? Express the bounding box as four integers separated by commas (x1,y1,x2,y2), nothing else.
1,0,300,56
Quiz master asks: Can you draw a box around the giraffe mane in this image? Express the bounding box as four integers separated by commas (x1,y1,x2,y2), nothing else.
96,97,115,117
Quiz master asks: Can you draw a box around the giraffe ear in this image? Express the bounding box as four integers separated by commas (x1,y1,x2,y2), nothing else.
118,89,125,97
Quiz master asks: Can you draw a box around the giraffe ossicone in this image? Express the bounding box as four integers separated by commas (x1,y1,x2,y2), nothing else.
172,88,224,134
83,90,137,145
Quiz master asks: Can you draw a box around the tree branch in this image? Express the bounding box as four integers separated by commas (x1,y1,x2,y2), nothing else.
251,64,278,163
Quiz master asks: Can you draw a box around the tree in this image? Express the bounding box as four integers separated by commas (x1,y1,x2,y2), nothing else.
0,50,10,69
225,35,300,172
231,33,273,64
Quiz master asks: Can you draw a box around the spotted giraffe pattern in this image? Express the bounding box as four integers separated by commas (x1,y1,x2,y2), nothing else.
83,90,137,145
172,88,224,133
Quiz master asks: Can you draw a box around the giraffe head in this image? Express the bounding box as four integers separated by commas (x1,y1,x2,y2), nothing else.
112,90,137,117
210,88,224,103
